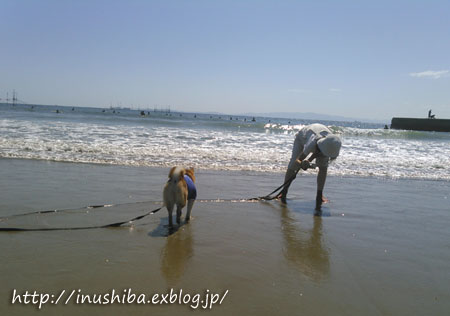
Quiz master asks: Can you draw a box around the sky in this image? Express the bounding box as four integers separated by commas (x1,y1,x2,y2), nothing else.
1,0,449,120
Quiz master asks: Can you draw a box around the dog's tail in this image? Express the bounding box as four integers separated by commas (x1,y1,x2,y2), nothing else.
168,166,186,184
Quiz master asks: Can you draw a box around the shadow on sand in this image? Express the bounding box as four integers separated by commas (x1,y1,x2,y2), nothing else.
263,198,330,281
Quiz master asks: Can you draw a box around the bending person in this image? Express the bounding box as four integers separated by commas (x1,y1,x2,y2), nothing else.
278,123,341,211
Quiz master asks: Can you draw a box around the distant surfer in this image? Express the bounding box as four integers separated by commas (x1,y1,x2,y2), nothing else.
428,109,435,119
277,123,342,211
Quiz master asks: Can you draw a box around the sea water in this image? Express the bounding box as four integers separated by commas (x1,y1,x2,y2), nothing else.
1,103,449,180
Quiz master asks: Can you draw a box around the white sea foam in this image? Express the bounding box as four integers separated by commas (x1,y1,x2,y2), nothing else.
1,107,450,180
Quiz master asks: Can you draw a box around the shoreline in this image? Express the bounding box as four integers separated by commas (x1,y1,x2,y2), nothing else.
1,157,449,184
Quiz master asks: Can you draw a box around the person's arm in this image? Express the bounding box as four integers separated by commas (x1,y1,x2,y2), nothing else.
297,134,316,169
299,138,320,170
307,151,320,162
298,151,319,170
291,152,307,171
298,152,307,161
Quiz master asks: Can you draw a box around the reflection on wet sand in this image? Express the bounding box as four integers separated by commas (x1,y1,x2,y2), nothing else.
271,202,330,281
160,224,194,284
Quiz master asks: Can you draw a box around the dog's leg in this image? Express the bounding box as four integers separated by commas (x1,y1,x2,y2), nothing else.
186,199,194,222
167,204,174,227
176,206,182,225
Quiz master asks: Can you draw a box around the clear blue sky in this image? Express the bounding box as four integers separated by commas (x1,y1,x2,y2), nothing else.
1,0,449,120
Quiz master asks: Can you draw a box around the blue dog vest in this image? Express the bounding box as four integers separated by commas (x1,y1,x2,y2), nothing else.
184,175,197,200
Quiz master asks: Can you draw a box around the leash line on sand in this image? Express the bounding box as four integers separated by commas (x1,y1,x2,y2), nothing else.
0,197,270,232
0,196,276,232
0,201,160,221
0,166,311,232
0,206,163,232
0,197,274,223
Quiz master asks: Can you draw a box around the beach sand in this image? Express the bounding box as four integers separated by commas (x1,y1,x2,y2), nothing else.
1,158,449,315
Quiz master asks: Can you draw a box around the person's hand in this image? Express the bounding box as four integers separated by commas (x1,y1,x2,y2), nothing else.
300,160,310,170
293,159,302,172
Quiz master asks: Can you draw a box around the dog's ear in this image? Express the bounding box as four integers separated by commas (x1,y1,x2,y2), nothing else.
179,168,186,179
168,166,177,178
185,168,195,182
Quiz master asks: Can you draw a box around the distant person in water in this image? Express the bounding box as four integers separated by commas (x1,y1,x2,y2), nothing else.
278,123,342,211
428,109,435,119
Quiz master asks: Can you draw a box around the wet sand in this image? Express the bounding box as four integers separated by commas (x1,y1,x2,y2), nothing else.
1,158,449,315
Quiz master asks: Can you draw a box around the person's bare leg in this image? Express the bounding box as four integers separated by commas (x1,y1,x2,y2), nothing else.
279,168,298,204
316,167,327,211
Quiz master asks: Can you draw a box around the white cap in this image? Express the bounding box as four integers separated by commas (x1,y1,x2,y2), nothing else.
317,134,341,158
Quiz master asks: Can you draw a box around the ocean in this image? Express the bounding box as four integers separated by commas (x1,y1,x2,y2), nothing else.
1,103,449,180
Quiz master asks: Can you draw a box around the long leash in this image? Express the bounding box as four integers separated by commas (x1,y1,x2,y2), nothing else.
0,204,113,221
0,206,163,232
0,201,153,222
0,199,246,232
0,164,318,232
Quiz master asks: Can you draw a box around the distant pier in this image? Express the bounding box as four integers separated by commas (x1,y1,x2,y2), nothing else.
391,117,450,132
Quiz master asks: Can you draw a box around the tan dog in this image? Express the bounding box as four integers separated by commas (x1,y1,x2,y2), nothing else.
163,167,196,227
